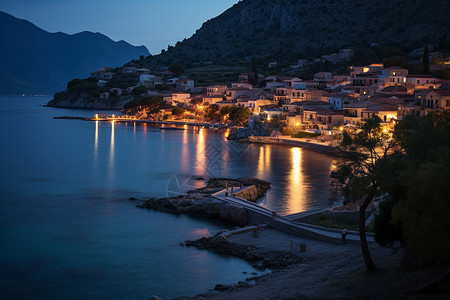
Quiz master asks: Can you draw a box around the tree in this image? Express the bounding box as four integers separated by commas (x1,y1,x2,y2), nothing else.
131,85,148,96
383,56,408,69
169,64,184,76
123,96,161,110
171,107,185,117
229,106,251,125
337,116,400,271
67,78,82,89
391,110,450,263
205,104,219,121
421,46,429,74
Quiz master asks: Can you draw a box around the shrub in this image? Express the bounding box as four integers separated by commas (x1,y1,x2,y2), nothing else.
291,131,321,138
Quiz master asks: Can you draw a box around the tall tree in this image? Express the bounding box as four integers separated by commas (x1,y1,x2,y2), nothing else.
337,117,400,271
392,110,450,262
421,46,430,74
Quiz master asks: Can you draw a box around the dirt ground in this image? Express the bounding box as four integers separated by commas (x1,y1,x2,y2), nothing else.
180,228,449,300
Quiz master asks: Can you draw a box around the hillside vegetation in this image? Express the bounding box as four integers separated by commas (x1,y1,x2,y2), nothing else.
137,0,449,69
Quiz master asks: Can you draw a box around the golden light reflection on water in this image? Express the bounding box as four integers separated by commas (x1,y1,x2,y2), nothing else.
286,147,307,214
190,228,211,236
108,121,115,185
93,121,99,179
180,125,189,174
256,146,271,179
94,120,99,156
194,127,206,175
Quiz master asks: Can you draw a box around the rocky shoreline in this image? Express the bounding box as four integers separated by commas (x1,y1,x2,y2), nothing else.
184,232,304,270
135,177,271,227
134,177,313,299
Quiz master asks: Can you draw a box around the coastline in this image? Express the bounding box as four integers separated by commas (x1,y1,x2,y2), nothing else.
174,228,448,300
135,179,449,300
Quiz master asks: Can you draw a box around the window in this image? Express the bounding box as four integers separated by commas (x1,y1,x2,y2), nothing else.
417,80,420,84
447,100,450,107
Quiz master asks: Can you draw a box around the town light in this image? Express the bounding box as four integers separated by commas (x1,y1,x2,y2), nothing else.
95,114,98,119
296,122,300,126
339,126,344,131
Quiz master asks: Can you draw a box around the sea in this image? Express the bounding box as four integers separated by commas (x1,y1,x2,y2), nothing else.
0,96,337,299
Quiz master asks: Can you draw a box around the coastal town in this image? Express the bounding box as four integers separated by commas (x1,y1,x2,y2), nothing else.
3,0,450,298
76,45,450,141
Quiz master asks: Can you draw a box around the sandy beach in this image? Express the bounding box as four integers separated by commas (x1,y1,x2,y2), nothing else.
176,228,449,300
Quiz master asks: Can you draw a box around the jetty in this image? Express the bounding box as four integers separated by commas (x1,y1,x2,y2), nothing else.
54,115,227,128
211,188,374,243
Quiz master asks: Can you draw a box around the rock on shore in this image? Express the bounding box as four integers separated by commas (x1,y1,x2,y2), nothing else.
136,177,271,227
185,232,303,270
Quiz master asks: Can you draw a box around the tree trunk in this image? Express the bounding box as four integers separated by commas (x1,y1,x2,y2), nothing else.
359,184,378,272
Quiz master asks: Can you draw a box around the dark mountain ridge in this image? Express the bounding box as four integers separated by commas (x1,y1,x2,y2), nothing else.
0,11,150,95
144,0,450,68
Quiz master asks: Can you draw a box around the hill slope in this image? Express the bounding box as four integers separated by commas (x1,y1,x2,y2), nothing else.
0,11,150,95
147,0,450,67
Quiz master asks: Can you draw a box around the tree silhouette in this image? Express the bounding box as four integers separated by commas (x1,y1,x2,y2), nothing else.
421,46,429,74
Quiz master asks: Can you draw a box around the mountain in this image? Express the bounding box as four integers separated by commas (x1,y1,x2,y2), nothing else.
145,0,450,68
0,11,150,95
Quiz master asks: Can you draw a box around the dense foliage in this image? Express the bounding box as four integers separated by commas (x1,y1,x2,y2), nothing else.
390,110,450,262
219,105,252,125
340,110,450,267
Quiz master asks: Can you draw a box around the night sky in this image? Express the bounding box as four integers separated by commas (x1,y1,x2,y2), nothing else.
0,0,239,54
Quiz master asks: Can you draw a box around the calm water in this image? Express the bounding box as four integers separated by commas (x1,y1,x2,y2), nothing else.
0,96,336,299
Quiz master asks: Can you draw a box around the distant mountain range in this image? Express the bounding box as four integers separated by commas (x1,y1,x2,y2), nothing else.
145,0,450,68
0,11,150,95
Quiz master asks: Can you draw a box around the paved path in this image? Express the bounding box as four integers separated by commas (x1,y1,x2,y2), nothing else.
212,189,374,243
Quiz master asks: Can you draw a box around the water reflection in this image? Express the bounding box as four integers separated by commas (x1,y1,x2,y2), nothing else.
287,147,306,214
256,146,271,179
94,120,99,162
194,127,206,176
143,122,147,135
180,126,189,174
108,121,115,185
189,228,211,237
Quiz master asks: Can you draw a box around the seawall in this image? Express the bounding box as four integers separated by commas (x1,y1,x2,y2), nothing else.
247,136,341,157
